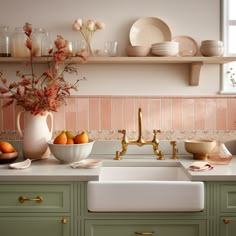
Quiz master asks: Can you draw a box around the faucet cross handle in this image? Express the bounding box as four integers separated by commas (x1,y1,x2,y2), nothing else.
170,140,178,159
152,129,161,143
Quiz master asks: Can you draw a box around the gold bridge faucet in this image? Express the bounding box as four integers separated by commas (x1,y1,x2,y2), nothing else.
114,108,164,160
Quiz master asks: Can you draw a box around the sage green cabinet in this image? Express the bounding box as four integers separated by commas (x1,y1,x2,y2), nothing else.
84,219,207,236
0,183,73,236
1,181,236,236
219,184,236,236
220,217,236,236
0,216,71,236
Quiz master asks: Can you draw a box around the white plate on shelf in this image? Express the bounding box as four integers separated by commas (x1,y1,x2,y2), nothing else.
129,17,172,47
172,35,198,56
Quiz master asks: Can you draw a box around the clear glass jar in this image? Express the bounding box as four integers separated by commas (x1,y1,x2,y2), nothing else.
208,141,232,165
11,27,30,57
32,28,46,56
41,31,53,56
0,26,11,57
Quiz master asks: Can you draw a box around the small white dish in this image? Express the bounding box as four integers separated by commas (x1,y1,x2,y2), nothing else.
9,159,31,170
70,159,102,169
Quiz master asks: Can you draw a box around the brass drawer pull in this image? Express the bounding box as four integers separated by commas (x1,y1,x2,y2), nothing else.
134,232,154,235
223,218,230,224
61,218,67,224
18,196,43,203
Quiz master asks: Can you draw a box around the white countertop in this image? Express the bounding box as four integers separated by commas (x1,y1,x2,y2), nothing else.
1,153,236,182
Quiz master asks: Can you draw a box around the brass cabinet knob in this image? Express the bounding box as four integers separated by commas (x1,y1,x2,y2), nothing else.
134,232,154,235
223,218,230,224
18,196,43,203
61,218,67,224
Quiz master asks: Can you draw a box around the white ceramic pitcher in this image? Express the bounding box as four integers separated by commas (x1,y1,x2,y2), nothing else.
17,111,53,160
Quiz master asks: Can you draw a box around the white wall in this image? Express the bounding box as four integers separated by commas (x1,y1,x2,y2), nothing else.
0,0,221,95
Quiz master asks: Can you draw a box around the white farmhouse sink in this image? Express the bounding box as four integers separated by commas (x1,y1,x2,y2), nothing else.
87,163,204,212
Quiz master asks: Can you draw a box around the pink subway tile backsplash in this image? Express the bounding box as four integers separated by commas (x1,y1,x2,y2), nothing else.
111,98,123,130
216,99,227,130
123,98,135,130
183,99,194,130
89,98,100,130
1,96,236,140
148,99,161,130
171,98,183,130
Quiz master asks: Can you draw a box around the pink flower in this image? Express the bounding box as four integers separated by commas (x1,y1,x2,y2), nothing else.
25,38,32,50
86,20,96,31
23,22,32,37
54,35,67,50
72,18,82,31
1,78,7,84
96,21,105,30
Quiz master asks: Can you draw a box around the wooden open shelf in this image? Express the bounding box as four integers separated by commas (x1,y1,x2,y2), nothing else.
1,56,236,86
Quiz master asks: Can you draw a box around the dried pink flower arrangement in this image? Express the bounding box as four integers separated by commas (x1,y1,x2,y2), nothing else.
0,22,86,115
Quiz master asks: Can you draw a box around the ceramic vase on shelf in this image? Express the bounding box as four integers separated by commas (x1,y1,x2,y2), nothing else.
17,111,53,160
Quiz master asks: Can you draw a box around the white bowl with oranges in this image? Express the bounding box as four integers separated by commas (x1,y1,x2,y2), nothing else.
47,131,95,163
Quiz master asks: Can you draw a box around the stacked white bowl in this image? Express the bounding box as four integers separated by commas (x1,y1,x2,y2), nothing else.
200,40,224,57
151,41,179,56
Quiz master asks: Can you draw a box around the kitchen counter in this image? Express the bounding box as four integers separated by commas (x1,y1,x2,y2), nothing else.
0,153,236,181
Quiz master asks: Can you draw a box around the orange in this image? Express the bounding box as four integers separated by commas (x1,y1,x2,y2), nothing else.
73,131,89,144
66,138,74,144
0,141,15,153
53,131,67,144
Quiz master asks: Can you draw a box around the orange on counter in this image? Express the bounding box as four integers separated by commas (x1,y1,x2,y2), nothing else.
73,131,89,144
0,141,15,153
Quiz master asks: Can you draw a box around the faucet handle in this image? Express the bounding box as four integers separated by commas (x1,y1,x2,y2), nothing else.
114,151,121,160
153,129,161,134
152,129,161,142
157,151,165,160
170,141,178,159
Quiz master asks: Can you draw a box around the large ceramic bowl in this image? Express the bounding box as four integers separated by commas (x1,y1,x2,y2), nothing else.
47,140,95,163
184,139,216,160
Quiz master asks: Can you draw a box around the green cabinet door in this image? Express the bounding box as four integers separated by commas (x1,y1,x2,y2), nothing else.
0,216,71,236
85,219,207,236
220,217,236,236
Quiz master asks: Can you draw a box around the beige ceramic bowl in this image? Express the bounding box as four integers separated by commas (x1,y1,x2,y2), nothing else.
201,40,223,47
184,139,216,160
47,140,95,163
200,45,223,57
126,46,151,57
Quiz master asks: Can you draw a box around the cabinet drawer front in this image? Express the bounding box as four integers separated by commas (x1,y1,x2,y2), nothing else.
220,184,236,212
85,219,207,236
220,217,236,236
0,216,71,236
0,184,71,212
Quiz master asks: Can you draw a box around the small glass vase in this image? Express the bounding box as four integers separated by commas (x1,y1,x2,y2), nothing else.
86,39,93,56
208,141,232,165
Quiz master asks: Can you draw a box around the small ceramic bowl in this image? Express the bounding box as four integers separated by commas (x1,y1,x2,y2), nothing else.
47,140,95,163
126,46,151,57
200,45,224,57
184,139,216,160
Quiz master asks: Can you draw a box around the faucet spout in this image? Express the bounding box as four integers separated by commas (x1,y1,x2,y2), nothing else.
137,107,145,145
114,107,163,160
